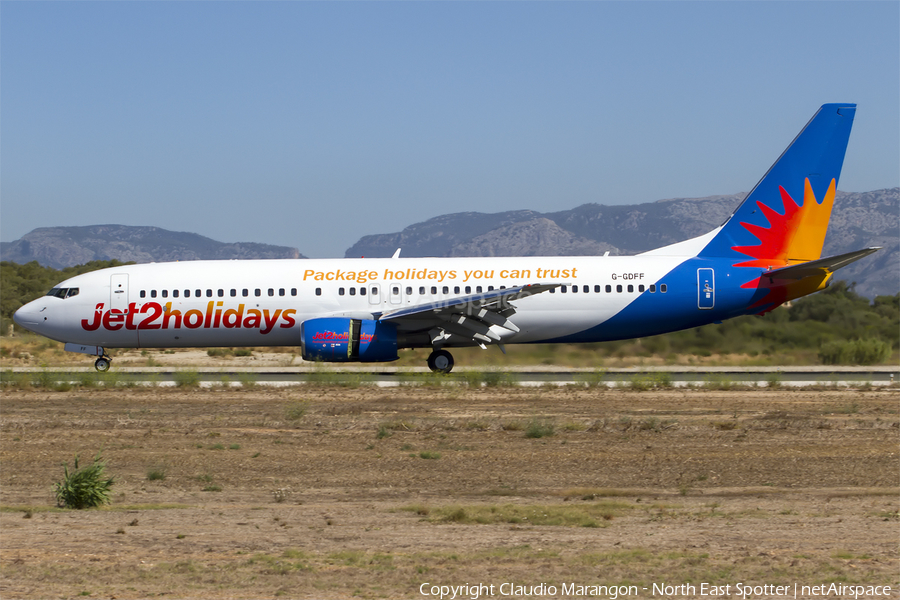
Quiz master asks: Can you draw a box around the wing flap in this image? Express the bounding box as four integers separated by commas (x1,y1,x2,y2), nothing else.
380,283,559,347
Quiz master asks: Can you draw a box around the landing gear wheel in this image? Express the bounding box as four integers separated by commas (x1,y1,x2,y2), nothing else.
94,357,111,372
427,350,454,374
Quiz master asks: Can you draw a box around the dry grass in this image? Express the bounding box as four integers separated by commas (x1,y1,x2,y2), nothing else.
1,386,897,599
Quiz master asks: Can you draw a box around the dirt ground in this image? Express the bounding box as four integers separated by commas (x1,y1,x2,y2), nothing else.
1,385,897,600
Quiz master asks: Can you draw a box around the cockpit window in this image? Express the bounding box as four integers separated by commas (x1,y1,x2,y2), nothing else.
45,287,80,299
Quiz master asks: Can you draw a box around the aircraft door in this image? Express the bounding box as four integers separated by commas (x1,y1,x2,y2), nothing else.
389,283,402,305
697,268,714,310
368,284,381,306
110,274,129,313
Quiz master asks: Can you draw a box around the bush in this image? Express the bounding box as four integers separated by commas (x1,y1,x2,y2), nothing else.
173,369,201,387
55,453,115,509
819,338,891,365
525,419,555,439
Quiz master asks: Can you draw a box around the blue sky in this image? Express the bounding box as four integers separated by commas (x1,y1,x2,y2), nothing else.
2,1,898,258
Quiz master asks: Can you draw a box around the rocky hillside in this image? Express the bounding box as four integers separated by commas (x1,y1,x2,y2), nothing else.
0,225,303,268
346,188,899,298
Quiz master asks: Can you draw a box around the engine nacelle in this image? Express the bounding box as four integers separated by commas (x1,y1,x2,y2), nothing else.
300,318,398,363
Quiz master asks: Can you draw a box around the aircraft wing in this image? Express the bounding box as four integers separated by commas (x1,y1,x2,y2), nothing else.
763,247,880,281
377,283,559,346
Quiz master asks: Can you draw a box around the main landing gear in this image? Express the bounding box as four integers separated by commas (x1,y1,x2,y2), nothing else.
427,349,454,374
94,355,112,372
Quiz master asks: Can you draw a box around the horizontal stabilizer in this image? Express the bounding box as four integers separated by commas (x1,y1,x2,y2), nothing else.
762,247,880,281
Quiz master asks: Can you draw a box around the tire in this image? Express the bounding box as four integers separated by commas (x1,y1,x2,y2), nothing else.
427,350,454,374
94,357,111,372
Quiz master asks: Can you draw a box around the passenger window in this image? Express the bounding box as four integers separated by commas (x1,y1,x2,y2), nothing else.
393,286,400,295
173,290,179,298
195,289,201,297
465,286,471,294
185,290,191,298
616,285,623,293
572,285,577,293
476,286,482,293
268,289,274,297
454,286,460,294
339,288,345,296
639,285,645,292
316,288,322,296
488,286,494,292
549,287,555,294
371,286,378,296
419,286,425,295
406,287,412,295
255,289,261,297
140,290,146,298
151,290,157,298
627,284,634,293
583,285,589,293
230,289,237,297
218,289,224,297
649,284,656,293
206,289,213,298
349,287,356,296
279,288,285,296
606,285,612,293
359,287,366,296
442,286,449,294
431,286,437,295
594,285,601,293
291,288,297,296
661,284,667,293
162,290,168,298
242,289,249,297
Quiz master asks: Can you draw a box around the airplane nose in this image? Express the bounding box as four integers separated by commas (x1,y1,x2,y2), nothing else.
13,301,46,331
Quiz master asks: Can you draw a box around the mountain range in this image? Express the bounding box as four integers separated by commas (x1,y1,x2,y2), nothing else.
2,188,897,298
346,188,899,299
0,225,303,267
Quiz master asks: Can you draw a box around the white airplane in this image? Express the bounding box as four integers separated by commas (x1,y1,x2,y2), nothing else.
14,104,878,373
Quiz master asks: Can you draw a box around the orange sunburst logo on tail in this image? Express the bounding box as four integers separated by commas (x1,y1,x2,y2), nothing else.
733,178,836,312
732,178,836,269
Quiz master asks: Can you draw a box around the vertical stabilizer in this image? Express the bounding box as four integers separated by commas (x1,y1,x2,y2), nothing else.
699,104,855,266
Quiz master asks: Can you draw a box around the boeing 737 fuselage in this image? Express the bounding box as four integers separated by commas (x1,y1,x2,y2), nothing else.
13,104,878,372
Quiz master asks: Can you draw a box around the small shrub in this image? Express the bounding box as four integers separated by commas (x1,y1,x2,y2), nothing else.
146,469,166,481
284,401,309,421
54,453,115,509
525,419,555,439
419,451,441,460
237,372,258,389
173,370,201,388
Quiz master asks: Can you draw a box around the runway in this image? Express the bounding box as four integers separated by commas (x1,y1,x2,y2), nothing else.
6,365,898,387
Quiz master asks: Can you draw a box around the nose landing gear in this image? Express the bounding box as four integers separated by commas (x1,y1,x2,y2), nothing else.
427,349,454,374
62,343,112,371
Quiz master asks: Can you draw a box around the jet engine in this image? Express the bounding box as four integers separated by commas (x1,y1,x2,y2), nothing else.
300,318,398,363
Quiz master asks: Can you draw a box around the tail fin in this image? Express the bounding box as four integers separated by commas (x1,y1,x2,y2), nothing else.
699,103,856,266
